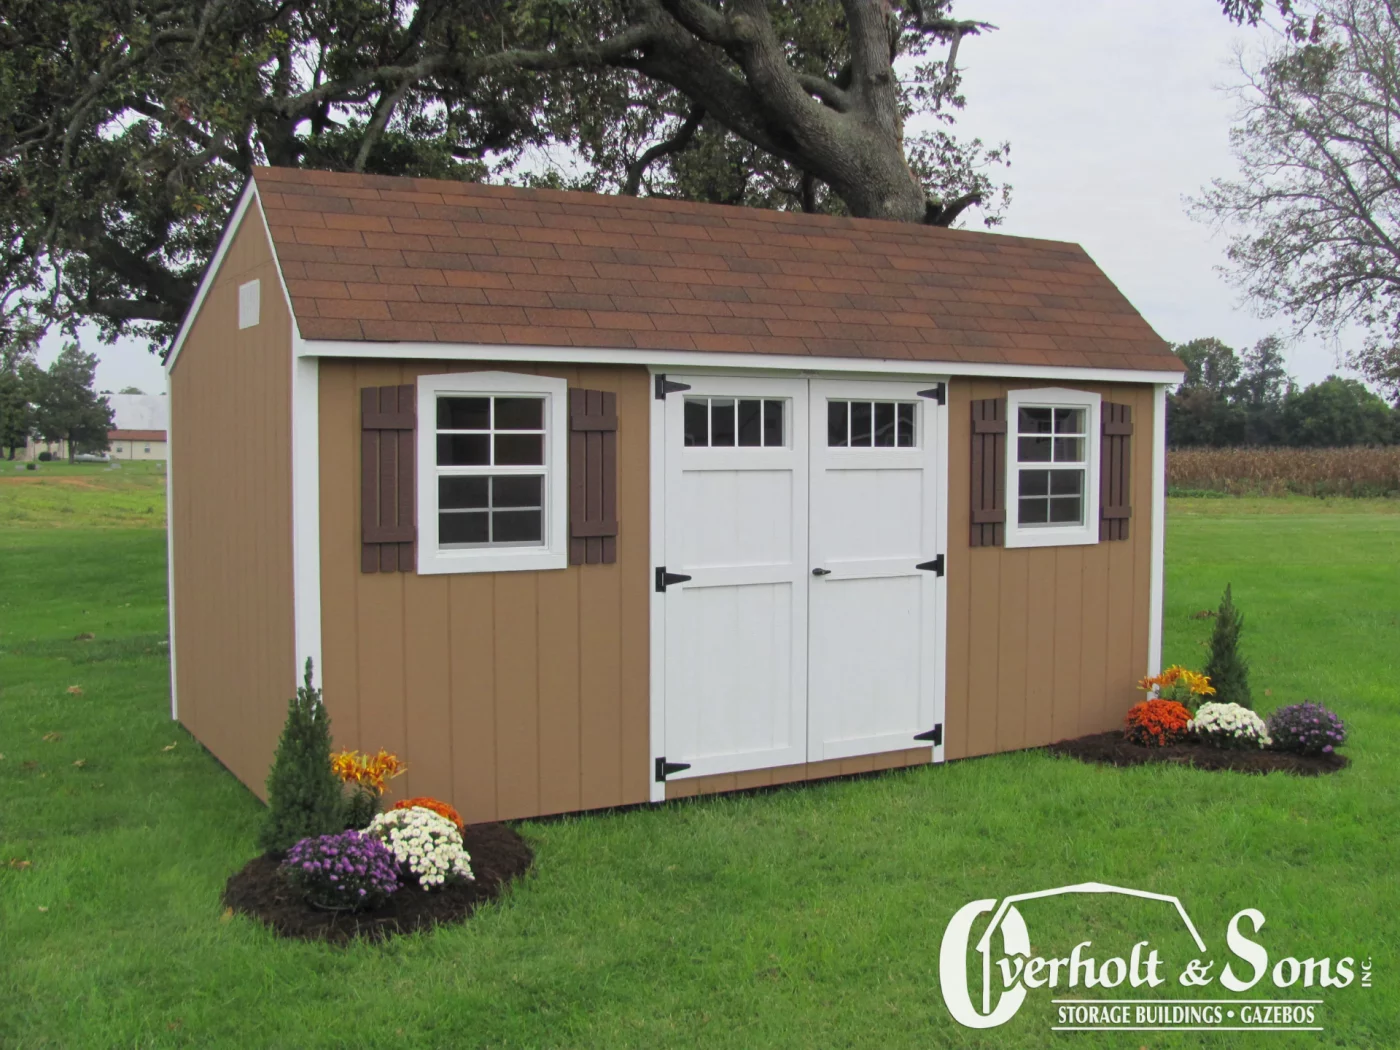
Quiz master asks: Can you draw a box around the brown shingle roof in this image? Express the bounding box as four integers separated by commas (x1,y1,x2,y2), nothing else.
109,430,166,441
251,166,1182,373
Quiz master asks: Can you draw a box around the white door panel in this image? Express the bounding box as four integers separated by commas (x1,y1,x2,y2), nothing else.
662,377,809,779
657,375,945,782
807,380,942,762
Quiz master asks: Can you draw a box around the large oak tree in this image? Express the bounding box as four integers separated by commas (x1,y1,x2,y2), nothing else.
0,0,1285,352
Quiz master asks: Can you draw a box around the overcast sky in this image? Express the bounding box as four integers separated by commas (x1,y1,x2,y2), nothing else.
43,0,1353,393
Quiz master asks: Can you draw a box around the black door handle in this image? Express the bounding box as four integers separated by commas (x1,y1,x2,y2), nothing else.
812,568,831,576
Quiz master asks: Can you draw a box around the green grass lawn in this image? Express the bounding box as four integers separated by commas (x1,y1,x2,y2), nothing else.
1,490,1397,1048
0,459,167,528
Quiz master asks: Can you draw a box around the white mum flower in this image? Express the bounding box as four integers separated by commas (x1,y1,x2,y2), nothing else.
367,806,474,889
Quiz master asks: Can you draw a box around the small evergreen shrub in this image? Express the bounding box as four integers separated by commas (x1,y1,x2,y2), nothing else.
1267,702,1348,755
1189,702,1271,750
1204,584,1252,709
24,462,35,470
1124,699,1193,747
258,659,345,854
281,830,400,911
37,451,52,462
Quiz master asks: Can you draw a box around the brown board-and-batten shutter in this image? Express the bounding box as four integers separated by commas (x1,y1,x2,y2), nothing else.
569,388,619,564
361,385,415,573
970,398,1008,547
1099,402,1133,541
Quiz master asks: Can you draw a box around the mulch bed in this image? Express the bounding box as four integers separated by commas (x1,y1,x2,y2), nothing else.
1048,731,1348,776
223,822,533,944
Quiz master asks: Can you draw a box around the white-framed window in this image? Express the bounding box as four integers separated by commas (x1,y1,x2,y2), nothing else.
1004,387,1100,549
416,371,568,574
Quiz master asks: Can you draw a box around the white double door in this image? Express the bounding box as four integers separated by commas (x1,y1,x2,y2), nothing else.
660,376,945,780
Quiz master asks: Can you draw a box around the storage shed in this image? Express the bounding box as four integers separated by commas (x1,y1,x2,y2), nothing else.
165,167,1184,825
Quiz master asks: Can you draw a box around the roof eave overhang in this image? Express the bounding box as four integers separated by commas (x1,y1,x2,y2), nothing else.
294,338,1185,385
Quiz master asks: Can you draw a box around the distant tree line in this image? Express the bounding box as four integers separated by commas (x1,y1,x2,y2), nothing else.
1167,336,1399,448
0,346,114,461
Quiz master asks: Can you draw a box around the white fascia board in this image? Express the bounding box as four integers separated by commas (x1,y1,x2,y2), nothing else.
164,181,259,373
1147,383,1168,677
296,338,1185,386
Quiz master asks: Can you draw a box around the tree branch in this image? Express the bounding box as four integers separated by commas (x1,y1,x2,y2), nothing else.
624,105,705,195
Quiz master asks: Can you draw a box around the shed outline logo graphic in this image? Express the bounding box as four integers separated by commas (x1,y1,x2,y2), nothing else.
938,881,1364,1033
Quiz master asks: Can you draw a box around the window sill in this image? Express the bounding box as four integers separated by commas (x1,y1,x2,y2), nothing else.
1004,525,1099,550
416,548,568,575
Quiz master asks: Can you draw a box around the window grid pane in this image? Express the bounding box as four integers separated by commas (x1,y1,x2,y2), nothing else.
435,393,548,549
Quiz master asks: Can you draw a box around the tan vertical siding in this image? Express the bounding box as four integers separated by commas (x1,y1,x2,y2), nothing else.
317,359,651,825
169,213,295,798
944,379,1157,760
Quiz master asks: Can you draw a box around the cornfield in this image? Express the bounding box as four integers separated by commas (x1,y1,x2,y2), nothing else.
1168,447,1400,498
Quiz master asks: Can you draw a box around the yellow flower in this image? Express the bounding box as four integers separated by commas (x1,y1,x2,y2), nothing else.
330,749,407,795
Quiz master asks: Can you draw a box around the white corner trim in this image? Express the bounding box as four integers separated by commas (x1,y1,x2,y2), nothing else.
1147,383,1167,677
648,386,668,802
298,338,1184,387
291,347,323,687
414,371,569,575
165,369,178,721
165,182,258,372
1003,387,1102,550
931,381,949,765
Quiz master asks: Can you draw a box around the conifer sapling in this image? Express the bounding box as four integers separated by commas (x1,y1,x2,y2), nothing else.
258,659,345,854
1204,584,1252,710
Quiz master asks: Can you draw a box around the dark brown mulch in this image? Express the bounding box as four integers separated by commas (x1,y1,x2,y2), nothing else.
222,822,533,944
1048,732,1348,776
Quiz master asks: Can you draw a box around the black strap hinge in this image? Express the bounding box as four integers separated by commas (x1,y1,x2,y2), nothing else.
914,723,943,746
918,383,946,405
916,554,944,576
655,566,693,592
655,757,692,782
655,375,692,399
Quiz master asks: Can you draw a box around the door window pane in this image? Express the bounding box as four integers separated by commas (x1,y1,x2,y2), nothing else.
896,403,915,447
737,399,762,446
874,402,896,447
850,401,873,446
763,400,785,446
684,399,708,446
827,401,848,446
685,396,785,447
709,398,736,446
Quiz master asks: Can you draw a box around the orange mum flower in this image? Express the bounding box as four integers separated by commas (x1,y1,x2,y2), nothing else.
393,796,465,832
1124,699,1192,747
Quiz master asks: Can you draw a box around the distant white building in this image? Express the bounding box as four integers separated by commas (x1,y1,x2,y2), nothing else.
107,393,169,460
23,392,169,461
